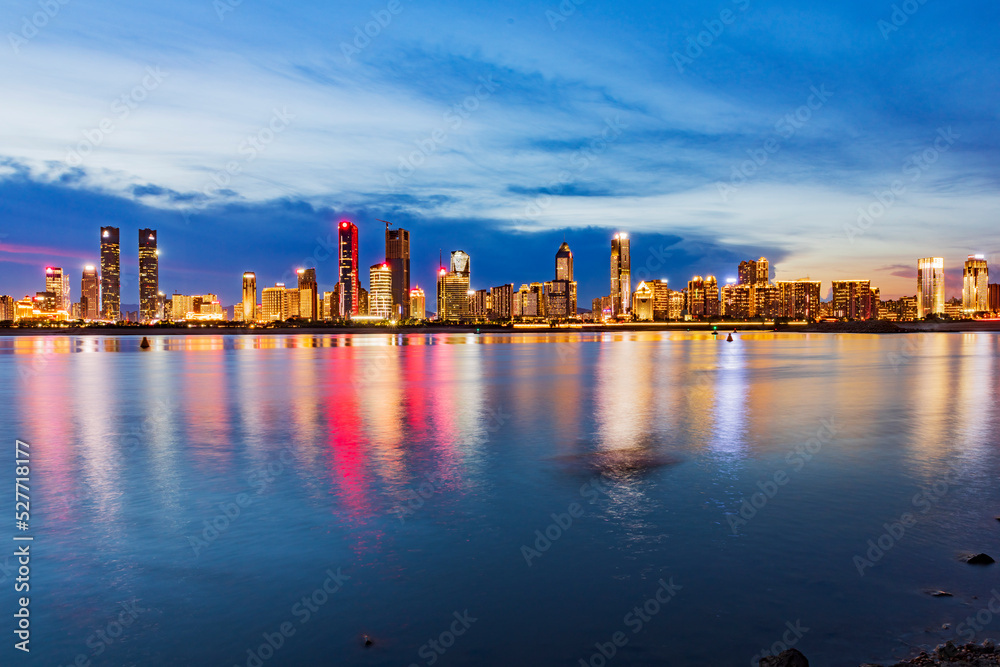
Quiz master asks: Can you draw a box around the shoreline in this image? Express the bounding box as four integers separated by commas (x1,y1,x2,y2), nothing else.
1,320,999,336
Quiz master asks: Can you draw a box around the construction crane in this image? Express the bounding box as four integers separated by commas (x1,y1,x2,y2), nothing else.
376,219,393,231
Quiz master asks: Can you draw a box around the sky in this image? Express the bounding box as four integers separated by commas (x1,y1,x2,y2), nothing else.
1,0,998,305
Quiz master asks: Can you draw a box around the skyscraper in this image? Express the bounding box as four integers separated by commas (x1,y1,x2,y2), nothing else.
437,251,471,321
610,233,631,317
261,284,289,321
81,265,99,320
385,227,410,319
556,241,574,281
832,280,876,320
139,229,158,322
296,267,318,321
917,257,945,318
45,267,69,313
739,257,770,286
963,255,989,314
242,272,257,322
338,221,359,317
369,263,393,319
409,287,426,321
100,226,120,321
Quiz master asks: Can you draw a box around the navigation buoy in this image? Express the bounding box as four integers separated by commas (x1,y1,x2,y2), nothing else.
363,635,373,647
727,333,734,342
140,337,151,349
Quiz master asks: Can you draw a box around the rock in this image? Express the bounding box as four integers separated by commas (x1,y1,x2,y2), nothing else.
759,648,808,667
363,635,373,647
926,589,953,597
965,553,996,565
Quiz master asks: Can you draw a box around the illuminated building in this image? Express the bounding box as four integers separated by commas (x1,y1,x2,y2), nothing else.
471,289,491,318
81,265,99,320
775,280,822,320
139,228,158,322
297,268,318,321
515,283,543,318
831,280,877,320
358,286,369,316
322,291,335,320
338,221,359,317
242,272,257,322
963,255,989,314
437,251,471,321
36,290,56,313
722,281,752,319
556,241,574,280
44,267,70,314
286,287,300,319
990,284,1000,313
739,257,770,286
917,257,945,318
15,297,35,321
489,284,513,320
610,233,631,317
649,280,672,320
633,282,654,321
686,276,720,318
753,284,781,319
385,227,410,319
409,287,426,321
369,263,393,319
100,226,120,321
0,295,13,321
261,284,289,321
667,290,684,320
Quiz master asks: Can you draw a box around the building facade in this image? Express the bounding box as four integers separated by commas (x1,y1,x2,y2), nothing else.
81,265,99,320
100,226,120,321
610,233,631,317
338,221,360,317
409,287,426,321
917,257,945,318
385,227,410,319
369,263,393,319
138,229,158,322
963,255,989,314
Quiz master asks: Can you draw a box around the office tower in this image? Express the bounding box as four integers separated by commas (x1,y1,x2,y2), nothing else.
686,276,720,318
471,289,491,318
322,291,336,320
775,280,822,320
556,241,574,281
385,227,410,319
633,282,654,321
242,272,257,322
650,280,672,321
138,229,158,322
80,266,99,320
295,268,318,321
831,280,876,320
286,288,300,319
739,257,770,286
610,233,631,317
338,221,359,317
990,284,1000,313
409,287,426,321
489,284,514,320
917,257,945,318
963,255,989,314
261,284,289,321
369,263,393,319
0,295,13,321
437,251,472,321
100,226,121,321
45,267,69,313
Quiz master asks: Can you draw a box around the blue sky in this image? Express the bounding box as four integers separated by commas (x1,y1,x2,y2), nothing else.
1,0,998,305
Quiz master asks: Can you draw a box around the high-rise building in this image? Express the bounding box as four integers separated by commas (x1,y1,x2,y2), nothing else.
610,233,631,317
81,265,99,320
437,251,472,321
369,263,393,319
556,241,574,281
963,255,989,314
385,227,410,319
471,289,491,318
489,284,514,320
322,291,336,320
650,280,673,321
138,229,158,322
100,226,120,321
722,281,753,319
990,284,1000,313
296,268,318,321
45,267,69,313
739,257,770,286
775,280,822,320
286,288,300,319
686,276,720,318
633,282,654,321
261,284,289,321
242,272,257,322
0,295,14,322
917,257,945,318
409,287,426,321
546,242,578,319
831,280,876,320
358,286,369,316
338,221,360,317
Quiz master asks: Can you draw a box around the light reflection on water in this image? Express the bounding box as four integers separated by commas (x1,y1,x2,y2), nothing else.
0,331,998,667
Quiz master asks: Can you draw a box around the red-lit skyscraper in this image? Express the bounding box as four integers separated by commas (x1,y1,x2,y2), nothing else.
338,221,359,317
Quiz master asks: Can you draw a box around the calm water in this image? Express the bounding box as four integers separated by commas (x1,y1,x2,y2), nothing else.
1,332,999,667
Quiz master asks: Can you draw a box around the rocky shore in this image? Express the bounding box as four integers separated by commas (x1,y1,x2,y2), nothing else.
760,642,1000,666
